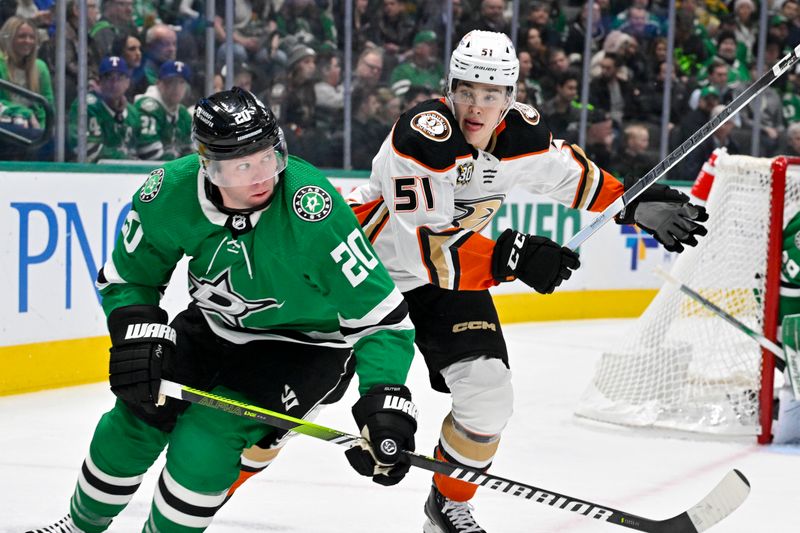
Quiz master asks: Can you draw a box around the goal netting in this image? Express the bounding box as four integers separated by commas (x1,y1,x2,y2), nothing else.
575,154,800,438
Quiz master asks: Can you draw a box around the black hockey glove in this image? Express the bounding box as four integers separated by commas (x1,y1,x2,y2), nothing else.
617,181,709,253
491,229,580,294
345,384,418,486
107,305,175,414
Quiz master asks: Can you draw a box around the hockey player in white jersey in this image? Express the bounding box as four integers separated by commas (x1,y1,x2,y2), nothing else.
344,30,709,533
222,30,709,530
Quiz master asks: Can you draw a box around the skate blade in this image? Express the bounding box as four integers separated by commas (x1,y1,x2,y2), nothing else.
423,518,446,533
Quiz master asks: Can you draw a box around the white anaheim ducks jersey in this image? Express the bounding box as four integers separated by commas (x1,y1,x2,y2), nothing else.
348,98,623,292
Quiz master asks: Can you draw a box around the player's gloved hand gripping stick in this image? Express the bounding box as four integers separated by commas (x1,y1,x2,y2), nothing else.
157,379,750,532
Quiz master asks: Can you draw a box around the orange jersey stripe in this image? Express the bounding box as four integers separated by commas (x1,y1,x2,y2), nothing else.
351,198,383,225
588,170,624,212
451,231,498,291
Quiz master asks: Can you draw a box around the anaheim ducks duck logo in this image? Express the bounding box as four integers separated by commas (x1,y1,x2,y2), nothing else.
411,111,451,142
514,102,541,125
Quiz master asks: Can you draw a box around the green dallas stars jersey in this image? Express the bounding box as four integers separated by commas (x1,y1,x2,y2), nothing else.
781,211,800,320
69,92,140,162
98,154,415,392
135,87,193,161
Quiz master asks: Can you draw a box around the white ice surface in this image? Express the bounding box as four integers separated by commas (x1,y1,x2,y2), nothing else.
2,319,798,532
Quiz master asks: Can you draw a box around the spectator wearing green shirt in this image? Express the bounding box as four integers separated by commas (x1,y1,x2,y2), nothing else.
69,56,140,162
135,60,193,160
0,16,54,131
389,30,444,95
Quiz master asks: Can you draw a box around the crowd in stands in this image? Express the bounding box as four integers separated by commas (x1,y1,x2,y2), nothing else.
1,0,800,175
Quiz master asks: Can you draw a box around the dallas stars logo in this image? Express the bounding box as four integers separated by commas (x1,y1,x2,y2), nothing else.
293,186,333,222
189,269,283,328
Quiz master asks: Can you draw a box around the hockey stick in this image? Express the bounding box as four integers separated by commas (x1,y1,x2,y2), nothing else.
656,267,800,398
158,379,749,532
565,43,800,251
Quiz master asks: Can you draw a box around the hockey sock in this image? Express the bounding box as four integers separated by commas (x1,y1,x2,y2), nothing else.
69,402,169,532
433,413,499,502
224,445,281,502
144,467,228,532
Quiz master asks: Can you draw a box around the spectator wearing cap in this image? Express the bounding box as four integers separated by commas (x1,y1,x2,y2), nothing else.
768,14,789,47
133,23,178,97
134,60,193,160
69,56,140,162
0,16,54,132
90,0,138,61
389,30,444,95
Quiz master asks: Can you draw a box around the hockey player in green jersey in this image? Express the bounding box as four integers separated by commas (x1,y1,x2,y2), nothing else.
135,60,193,160
68,55,140,162
29,87,418,532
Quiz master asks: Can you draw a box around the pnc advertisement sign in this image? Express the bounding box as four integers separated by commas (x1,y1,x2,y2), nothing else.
2,169,679,348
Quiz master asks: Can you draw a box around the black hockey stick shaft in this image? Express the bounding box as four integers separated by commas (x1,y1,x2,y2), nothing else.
159,379,749,532
565,44,800,251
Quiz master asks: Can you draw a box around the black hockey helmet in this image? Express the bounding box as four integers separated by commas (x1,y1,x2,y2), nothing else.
193,86,285,161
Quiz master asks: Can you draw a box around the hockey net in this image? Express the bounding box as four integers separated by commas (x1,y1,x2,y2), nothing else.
575,154,800,441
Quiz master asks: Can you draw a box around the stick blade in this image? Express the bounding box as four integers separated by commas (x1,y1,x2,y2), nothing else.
659,470,750,533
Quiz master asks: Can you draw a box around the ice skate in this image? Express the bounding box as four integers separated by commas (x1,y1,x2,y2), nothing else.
25,514,84,533
423,484,486,533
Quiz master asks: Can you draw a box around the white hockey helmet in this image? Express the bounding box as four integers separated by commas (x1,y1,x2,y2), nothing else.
447,31,519,119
